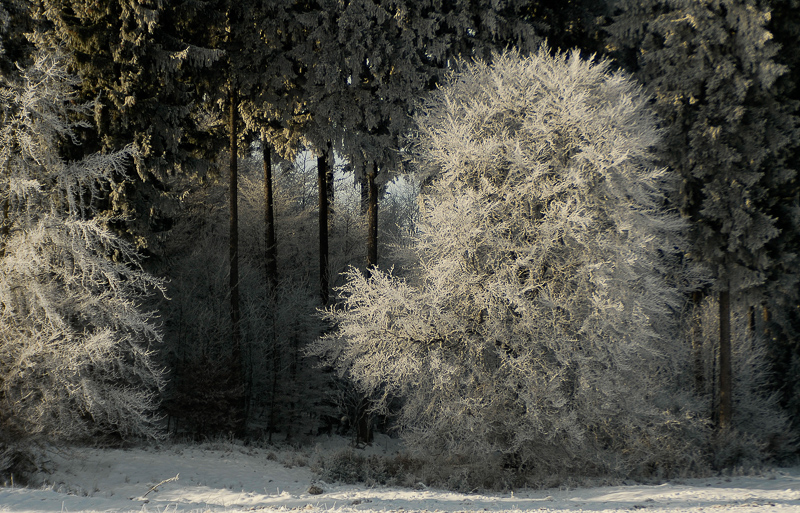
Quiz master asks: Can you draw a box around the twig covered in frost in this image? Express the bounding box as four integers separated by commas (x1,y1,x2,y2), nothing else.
144,473,180,497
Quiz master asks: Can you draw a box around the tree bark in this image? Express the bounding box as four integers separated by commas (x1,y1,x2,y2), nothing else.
355,396,373,444
326,147,335,217
263,137,277,291
262,136,279,441
0,196,9,259
229,86,245,435
229,87,241,353
318,145,330,305
691,290,705,394
367,163,378,270
718,288,732,430
359,173,369,215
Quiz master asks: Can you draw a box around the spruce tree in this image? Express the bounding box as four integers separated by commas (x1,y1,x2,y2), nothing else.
31,0,217,184
0,40,165,442
761,0,800,428
291,0,541,273
608,0,800,430
525,0,610,54
0,0,33,76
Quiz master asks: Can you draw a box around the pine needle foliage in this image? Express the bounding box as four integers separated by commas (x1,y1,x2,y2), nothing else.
607,0,800,437
607,0,799,301
0,42,166,443
313,49,712,482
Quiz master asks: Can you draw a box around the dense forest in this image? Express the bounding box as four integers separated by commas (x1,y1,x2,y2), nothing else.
2,0,800,489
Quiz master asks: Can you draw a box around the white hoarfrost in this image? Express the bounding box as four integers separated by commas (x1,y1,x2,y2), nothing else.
0,42,165,442
312,49,716,483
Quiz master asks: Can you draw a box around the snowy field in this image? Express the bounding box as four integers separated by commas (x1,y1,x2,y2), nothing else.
1,435,799,513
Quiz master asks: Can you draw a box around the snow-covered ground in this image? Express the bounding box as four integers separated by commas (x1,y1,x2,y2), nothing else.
1,435,799,513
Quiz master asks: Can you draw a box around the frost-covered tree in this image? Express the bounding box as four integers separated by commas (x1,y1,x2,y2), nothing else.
608,0,800,430
525,0,610,55
290,0,541,276
0,42,165,442
0,0,32,77
756,0,800,431
313,49,710,481
32,0,216,176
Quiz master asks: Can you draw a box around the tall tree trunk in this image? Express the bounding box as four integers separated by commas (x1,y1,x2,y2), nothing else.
691,290,705,393
359,173,369,215
354,163,380,443
263,136,277,290
267,313,280,443
262,136,279,441
718,287,732,430
367,163,378,270
0,196,9,259
326,146,334,216
229,86,245,435
229,87,241,351
318,145,330,305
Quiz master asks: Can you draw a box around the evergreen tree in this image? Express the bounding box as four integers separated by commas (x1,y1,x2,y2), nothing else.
608,0,800,430
32,0,214,173
761,0,800,430
0,0,33,76
0,40,165,442
290,0,541,275
525,0,610,55
29,0,223,254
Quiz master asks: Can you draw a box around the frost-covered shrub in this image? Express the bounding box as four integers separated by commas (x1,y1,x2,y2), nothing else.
0,42,165,442
316,447,430,488
313,49,713,482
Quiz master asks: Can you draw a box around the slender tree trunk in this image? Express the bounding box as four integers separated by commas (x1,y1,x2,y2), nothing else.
367,163,378,270
359,173,369,215
747,305,756,333
326,146,334,216
355,396,373,444
262,136,279,441
267,313,279,443
318,145,330,305
229,86,245,435
691,290,705,393
357,164,380,443
718,288,732,430
263,136,277,290
0,196,9,259
229,87,241,351
763,305,771,337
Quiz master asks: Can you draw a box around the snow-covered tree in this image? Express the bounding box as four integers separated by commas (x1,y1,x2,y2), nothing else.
608,0,800,431
288,0,542,276
0,42,165,442
313,49,711,481
0,1,30,76
763,0,800,431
